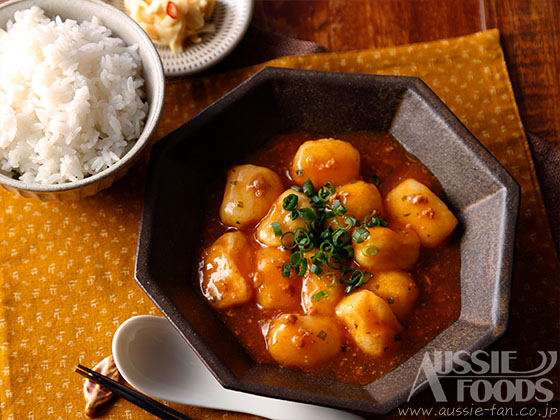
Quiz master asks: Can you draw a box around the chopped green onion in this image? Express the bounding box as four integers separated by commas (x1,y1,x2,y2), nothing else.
296,258,308,276
340,269,372,293
342,244,354,259
335,216,355,231
371,174,381,186
290,209,299,220
319,241,333,253
282,263,291,278
280,232,296,249
271,222,283,236
294,227,311,247
326,253,343,270
283,194,299,211
361,245,379,257
290,251,303,267
319,229,332,241
317,183,336,202
321,271,337,287
351,270,366,287
302,179,316,197
311,219,322,231
298,207,317,221
352,227,370,243
331,200,347,216
310,263,323,276
291,186,303,193
332,229,349,247
363,214,388,228
312,290,329,302
311,252,325,265
339,268,358,285
323,210,335,219
273,176,381,293
301,241,315,252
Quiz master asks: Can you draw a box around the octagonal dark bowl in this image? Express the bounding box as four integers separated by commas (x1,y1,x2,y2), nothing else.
134,67,520,415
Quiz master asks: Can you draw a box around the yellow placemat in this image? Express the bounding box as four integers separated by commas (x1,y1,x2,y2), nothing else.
0,29,558,420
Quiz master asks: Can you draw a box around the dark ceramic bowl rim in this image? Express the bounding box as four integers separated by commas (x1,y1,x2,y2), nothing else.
135,67,520,414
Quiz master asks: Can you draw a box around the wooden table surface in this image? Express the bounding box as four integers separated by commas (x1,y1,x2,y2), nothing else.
252,0,560,149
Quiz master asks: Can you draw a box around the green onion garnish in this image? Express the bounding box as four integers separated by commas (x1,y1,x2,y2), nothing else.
363,214,388,228
332,229,349,247
331,200,347,216
323,210,335,219
294,227,311,247
310,263,323,276
335,216,356,231
312,290,329,302
371,174,381,186
361,245,379,257
274,180,378,294
280,231,296,249
271,221,283,236
290,209,299,220
339,269,373,293
352,227,370,243
317,183,336,202
282,194,299,211
296,258,308,276
290,251,303,267
326,253,343,270
342,244,354,259
298,207,317,221
321,271,337,287
302,178,316,197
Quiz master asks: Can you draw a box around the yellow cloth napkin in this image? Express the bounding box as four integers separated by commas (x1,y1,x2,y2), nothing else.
1,29,558,419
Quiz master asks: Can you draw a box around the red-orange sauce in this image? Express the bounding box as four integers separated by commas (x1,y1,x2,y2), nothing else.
197,131,461,385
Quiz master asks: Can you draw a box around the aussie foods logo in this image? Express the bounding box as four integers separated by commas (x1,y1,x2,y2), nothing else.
409,350,557,404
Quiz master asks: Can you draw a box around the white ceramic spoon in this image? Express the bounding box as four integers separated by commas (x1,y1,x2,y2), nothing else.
112,315,364,420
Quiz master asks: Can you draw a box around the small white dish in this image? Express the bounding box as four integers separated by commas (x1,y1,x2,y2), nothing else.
112,315,365,420
107,0,253,76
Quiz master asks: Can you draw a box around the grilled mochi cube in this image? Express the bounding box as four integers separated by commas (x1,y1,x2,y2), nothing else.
256,190,313,247
353,226,420,271
301,270,345,316
363,271,419,321
266,314,342,367
220,164,284,229
336,289,403,357
385,178,457,248
329,181,384,221
290,138,361,188
200,231,253,308
254,248,300,310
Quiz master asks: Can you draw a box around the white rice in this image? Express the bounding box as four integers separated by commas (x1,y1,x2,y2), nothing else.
0,7,148,184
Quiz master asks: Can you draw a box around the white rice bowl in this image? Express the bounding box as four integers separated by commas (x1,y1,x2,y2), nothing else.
0,6,148,185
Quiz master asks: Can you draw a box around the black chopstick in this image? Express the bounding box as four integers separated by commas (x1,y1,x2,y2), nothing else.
76,364,193,420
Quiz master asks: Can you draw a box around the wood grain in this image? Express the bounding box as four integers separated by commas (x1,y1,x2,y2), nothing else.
252,0,560,147
485,0,560,146
253,0,483,50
